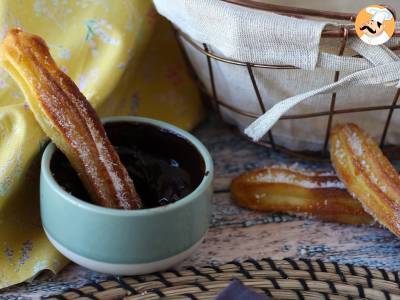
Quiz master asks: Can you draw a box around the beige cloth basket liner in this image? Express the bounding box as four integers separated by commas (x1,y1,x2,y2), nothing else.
154,0,400,151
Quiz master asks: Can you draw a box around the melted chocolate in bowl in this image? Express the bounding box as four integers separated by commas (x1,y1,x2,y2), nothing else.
50,121,206,209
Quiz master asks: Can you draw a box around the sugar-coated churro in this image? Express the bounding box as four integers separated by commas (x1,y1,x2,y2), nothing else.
0,29,142,209
330,123,400,235
231,166,373,225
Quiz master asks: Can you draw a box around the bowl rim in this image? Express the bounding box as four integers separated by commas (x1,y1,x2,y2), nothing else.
41,116,214,217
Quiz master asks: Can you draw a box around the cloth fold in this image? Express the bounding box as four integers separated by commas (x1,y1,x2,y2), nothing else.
153,0,328,70
244,39,400,141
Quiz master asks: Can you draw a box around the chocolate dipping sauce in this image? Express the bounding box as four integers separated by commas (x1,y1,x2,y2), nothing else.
51,121,205,209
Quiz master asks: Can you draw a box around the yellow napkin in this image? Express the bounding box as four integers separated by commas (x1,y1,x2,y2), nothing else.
0,0,203,288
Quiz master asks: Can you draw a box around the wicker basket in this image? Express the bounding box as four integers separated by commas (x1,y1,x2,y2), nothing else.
158,0,400,159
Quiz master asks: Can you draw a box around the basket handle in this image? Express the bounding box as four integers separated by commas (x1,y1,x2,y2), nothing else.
222,0,356,21
245,39,400,141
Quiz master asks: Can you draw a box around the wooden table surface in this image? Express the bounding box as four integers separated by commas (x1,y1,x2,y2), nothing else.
3,115,400,299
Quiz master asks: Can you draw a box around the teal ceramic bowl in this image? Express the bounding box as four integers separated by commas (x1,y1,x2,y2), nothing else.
40,116,213,275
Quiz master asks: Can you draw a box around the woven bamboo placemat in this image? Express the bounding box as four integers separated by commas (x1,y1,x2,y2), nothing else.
46,258,400,300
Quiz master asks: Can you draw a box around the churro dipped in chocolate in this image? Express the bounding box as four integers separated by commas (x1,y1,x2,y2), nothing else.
231,166,373,225
0,28,142,209
330,123,400,235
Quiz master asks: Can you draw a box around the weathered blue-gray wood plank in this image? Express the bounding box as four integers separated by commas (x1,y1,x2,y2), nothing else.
2,116,400,299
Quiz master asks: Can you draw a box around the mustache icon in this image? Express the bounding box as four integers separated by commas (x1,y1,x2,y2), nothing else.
360,25,376,34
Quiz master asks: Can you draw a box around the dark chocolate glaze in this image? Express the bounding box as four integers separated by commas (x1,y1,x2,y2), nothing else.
50,121,205,209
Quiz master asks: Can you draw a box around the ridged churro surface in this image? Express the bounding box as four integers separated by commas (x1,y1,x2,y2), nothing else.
231,166,372,225
0,28,142,209
330,123,400,235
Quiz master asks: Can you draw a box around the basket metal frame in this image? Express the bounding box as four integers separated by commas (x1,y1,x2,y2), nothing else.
174,0,400,159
